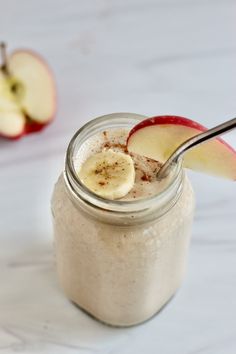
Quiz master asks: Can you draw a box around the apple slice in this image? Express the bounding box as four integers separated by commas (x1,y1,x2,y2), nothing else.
0,42,56,139
127,115,236,180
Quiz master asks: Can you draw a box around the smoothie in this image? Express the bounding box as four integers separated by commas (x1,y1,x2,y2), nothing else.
51,113,195,326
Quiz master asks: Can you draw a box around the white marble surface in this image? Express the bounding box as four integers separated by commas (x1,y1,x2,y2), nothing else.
0,0,236,353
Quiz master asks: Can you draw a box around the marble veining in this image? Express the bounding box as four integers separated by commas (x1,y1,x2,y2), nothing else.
0,0,236,353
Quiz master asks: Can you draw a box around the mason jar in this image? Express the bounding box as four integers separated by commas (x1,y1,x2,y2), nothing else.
51,113,195,327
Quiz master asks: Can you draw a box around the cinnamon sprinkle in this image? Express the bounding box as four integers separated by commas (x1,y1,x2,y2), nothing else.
141,173,152,182
98,181,106,186
102,130,108,139
102,142,128,153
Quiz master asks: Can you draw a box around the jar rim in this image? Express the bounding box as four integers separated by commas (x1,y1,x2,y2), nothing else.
65,113,184,213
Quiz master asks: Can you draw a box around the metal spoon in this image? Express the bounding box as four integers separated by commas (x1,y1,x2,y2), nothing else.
156,117,236,180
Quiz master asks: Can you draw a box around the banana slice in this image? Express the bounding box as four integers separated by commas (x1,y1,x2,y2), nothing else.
78,150,135,200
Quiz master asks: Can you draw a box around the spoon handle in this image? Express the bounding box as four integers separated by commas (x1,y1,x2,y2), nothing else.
157,117,236,180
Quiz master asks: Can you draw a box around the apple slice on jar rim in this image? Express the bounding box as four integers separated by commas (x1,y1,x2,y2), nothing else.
127,115,236,180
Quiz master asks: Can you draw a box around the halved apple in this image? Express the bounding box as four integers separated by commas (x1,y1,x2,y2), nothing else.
127,115,236,180
0,43,56,139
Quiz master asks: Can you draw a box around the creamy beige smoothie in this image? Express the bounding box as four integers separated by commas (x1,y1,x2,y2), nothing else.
51,113,195,327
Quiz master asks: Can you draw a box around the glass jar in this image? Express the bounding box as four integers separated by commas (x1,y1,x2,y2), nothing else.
51,113,195,327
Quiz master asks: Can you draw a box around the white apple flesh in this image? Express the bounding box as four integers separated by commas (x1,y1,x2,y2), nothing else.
127,115,236,180
9,50,56,124
0,71,25,138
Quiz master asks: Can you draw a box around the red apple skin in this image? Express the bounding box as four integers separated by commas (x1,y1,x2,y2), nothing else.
0,117,52,140
0,49,57,140
25,121,47,134
0,119,51,140
0,131,25,140
127,115,236,155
